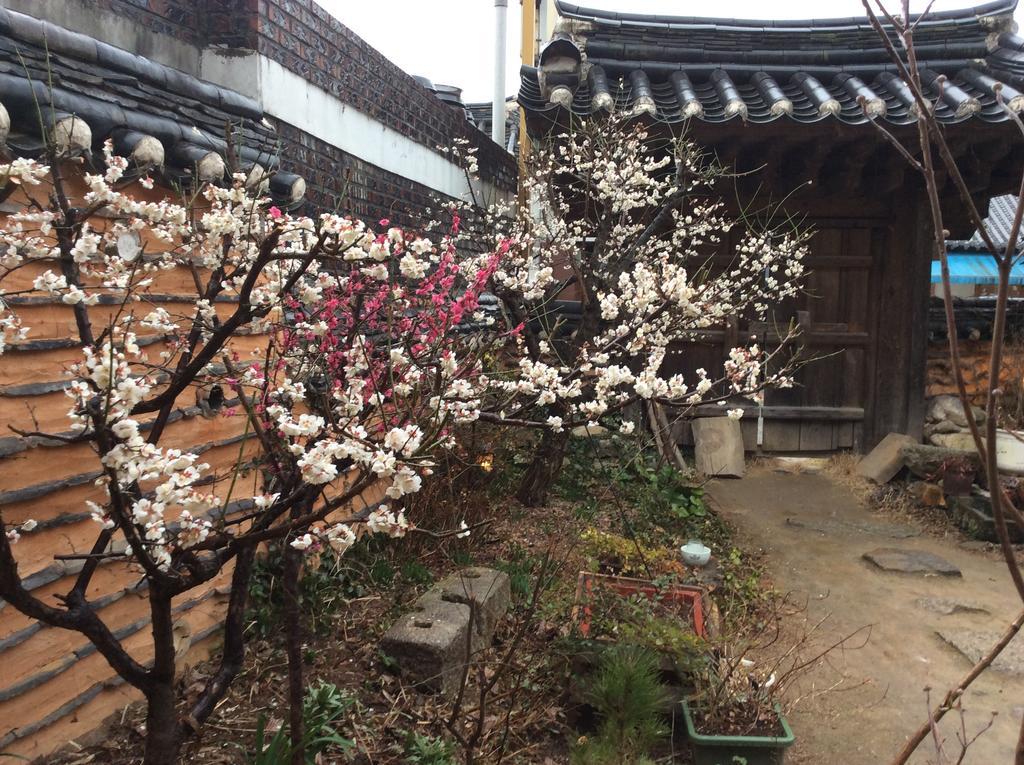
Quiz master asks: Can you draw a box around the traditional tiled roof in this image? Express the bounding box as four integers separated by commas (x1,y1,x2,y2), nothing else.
948,194,1024,251
0,8,305,205
520,0,1024,126
465,99,520,152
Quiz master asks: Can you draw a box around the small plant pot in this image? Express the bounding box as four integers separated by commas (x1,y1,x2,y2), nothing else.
682,700,795,765
571,571,707,638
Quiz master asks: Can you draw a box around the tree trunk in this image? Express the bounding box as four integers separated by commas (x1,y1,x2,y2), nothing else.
143,680,182,765
283,540,305,765
143,585,181,765
516,428,570,507
186,546,257,730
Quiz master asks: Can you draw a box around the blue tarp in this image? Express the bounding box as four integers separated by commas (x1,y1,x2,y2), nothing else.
932,255,1024,286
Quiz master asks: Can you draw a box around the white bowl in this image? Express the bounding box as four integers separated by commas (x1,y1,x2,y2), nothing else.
680,541,711,566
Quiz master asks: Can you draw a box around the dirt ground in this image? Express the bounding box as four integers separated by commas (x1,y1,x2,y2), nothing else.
709,464,1024,765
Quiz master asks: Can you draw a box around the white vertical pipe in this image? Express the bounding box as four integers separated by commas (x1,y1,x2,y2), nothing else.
493,0,508,146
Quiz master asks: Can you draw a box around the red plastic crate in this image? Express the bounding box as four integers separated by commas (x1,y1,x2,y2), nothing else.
572,571,707,639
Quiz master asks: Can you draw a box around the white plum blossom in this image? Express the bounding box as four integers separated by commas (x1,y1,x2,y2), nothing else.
385,468,422,499
0,158,49,186
399,252,427,279
472,114,806,503
0,142,502,597
365,505,410,537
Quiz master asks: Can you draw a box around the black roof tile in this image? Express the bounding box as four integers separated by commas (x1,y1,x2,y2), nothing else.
0,8,304,204
0,8,272,153
521,0,1024,127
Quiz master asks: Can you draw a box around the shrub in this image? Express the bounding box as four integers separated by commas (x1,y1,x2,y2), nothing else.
571,646,668,764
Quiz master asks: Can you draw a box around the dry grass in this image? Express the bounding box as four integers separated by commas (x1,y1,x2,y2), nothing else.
45,443,776,765
48,488,593,765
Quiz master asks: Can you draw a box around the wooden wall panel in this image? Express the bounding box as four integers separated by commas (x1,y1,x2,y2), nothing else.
665,209,891,450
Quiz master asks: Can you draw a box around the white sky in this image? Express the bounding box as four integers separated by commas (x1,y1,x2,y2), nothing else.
319,0,1024,103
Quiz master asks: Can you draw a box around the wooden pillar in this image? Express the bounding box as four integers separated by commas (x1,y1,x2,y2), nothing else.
866,190,931,448
518,0,536,200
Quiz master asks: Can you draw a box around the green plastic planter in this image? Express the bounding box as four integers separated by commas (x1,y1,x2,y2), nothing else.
682,700,795,765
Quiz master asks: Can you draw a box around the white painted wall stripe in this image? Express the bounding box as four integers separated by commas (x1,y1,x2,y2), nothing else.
257,57,509,204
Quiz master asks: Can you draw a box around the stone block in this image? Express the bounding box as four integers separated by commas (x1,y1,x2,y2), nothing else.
926,395,985,428
437,567,511,650
939,628,1024,675
692,417,744,478
929,432,978,452
856,432,916,483
916,597,989,616
900,443,981,480
924,419,961,438
380,598,471,697
379,567,511,697
948,492,1024,543
862,547,961,577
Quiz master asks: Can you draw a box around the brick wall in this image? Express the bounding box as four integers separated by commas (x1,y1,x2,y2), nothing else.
276,120,445,227
70,0,258,48
255,0,516,194
50,0,518,220
74,0,205,44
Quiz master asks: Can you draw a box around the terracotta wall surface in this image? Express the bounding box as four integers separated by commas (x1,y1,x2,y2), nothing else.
0,2,518,754
0,171,263,759
925,339,1022,403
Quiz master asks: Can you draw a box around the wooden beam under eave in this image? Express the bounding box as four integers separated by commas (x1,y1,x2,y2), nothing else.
858,142,910,197
817,138,875,196
518,0,537,202
775,139,827,197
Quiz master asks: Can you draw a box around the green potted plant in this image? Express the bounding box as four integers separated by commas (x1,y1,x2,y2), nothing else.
681,699,794,765
681,614,866,765
682,653,795,765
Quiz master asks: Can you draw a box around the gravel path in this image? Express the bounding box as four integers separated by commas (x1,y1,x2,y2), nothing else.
709,465,1024,765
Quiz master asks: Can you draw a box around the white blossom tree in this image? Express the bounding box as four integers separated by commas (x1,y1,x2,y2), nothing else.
477,116,810,505
0,142,499,765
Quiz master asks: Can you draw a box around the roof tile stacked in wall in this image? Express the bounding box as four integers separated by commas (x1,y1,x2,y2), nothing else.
71,0,259,49
0,8,311,206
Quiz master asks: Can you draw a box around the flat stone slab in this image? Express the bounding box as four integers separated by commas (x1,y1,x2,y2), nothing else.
916,597,989,616
862,547,962,577
692,417,744,477
857,432,916,484
938,628,1024,675
786,517,918,539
